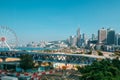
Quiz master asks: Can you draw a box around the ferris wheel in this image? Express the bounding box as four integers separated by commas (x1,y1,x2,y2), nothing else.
0,26,18,50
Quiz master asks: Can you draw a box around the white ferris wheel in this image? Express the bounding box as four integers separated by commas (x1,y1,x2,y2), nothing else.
0,26,18,50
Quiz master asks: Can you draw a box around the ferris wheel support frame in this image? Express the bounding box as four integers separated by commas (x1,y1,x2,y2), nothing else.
0,41,12,51
4,41,12,50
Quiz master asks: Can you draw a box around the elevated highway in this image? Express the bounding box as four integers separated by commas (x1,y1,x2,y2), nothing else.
0,51,106,64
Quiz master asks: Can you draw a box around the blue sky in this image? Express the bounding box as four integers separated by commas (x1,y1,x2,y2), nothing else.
0,0,120,44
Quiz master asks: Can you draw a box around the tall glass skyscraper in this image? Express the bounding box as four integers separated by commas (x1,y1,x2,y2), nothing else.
92,34,96,41
107,28,115,45
76,28,81,47
115,33,120,45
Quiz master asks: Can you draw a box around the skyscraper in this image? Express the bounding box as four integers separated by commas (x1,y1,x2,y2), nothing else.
72,36,77,47
107,28,115,45
82,33,88,46
118,34,120,45
98,28,107,44
115,33,120,45
92,34,96,41
68,35,77,47
82,33,86,41
76,28,81,47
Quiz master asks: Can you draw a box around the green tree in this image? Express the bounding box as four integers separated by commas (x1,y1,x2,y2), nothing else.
20,54,35,71
78,59,120,80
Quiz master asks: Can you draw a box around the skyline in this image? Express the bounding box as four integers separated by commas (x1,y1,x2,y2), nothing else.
0,0,120,44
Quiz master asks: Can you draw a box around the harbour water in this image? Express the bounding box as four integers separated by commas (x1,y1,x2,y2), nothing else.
0,47,58,51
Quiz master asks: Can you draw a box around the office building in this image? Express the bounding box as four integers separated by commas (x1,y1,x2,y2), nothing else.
98,28,107,44
92,34,96,41
68,36,77,47
107,28,115,45
115,33,120,45
76,28,81,47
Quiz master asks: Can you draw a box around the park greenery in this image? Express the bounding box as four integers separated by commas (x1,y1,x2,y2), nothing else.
19,54,53,72
78,58,120,80
19,54,35,71
19,50,120,79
